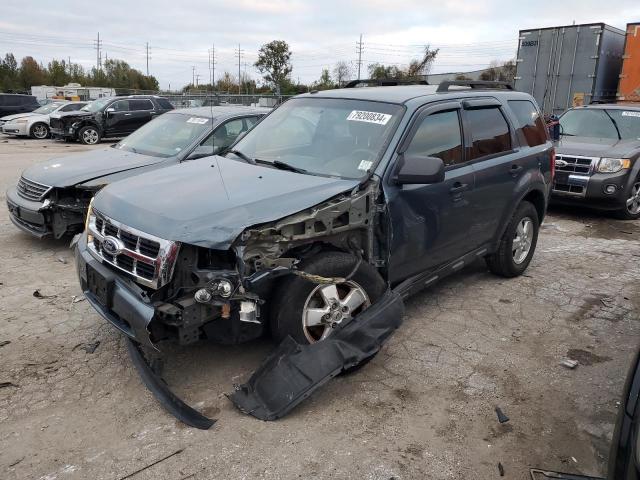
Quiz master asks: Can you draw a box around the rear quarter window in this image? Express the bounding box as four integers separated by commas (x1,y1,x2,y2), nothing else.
508,100,548,147
466,107,512,159
156,98,174,109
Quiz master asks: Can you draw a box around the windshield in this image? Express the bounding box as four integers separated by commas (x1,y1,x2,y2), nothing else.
229,97,403,178
81,98,110,112
559,108,640,140
34,103,64,114
114,113,211,158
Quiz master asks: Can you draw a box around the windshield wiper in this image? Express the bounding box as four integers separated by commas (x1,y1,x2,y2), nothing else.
226,149,256,165
604,110,622,140
270,160,308,174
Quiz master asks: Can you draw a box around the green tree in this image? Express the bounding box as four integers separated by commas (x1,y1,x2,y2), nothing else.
254,40,292,94
47,59,69,86
312,68,334,90
332,61,352,87
0,53,20,91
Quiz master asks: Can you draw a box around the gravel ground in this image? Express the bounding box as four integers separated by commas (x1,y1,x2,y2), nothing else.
1,136,639,480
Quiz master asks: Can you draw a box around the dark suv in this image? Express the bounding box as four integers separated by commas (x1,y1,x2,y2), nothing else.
0,93,40,118
50,95,173,144
553,104,640,219
74,81,553,349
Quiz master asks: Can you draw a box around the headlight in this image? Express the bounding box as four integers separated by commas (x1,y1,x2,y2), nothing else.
85,197,94,233
597,158,631,173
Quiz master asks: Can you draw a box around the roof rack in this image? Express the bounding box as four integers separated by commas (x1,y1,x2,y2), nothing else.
344,78,429,88
436,80,514,92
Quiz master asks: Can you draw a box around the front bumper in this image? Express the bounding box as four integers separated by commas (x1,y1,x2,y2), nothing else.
50,125,76,140
75,233,157,348
551,169,632,210
1,122,28,136
6,186,50,237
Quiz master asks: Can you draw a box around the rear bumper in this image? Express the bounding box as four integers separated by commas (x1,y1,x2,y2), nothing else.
551,169,632,210
6,186,50,237
75,233,157,348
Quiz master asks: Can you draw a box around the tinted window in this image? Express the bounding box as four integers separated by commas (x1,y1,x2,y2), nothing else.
508,100,547,147
110,100,129,112
129,99,154,111
466,108,512,159
405,110,463,166
156,98,173,109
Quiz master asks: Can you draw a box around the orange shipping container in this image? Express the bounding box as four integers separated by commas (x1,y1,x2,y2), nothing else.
618,23,640,102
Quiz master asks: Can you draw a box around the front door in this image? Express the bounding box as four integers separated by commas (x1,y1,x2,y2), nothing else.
386,102,476,284
104,99,130,135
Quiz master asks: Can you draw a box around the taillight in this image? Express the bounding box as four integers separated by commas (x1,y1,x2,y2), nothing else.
550,148,556,183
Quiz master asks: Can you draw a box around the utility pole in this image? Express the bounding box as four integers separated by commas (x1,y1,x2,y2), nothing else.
192,66,196,88
145,42,150,76
94,32,103,70
235,44,244,95
356,34,363,79
208,44,216,88
195,74,200,88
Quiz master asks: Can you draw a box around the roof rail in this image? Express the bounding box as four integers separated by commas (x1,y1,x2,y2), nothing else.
436,80,514,93
344,78,429,88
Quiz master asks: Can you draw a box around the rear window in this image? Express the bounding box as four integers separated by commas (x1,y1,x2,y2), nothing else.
466,107,512,160
508,100,547,147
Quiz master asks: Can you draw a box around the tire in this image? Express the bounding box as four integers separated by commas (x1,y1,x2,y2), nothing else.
486,201,540,278
614,175,640,220
78,126,101,145
29,122,49,139
270,251,386,345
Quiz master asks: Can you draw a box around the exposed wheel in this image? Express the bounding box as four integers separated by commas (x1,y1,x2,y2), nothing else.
30,122,49,139
270,252,386,345
78,126,100,145
486,201,539,277
614,176,640,220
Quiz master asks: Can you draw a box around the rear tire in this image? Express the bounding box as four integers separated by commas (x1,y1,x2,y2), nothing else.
29,122,49,139
614,175,640,220
486,201,539,278
78,126,100,145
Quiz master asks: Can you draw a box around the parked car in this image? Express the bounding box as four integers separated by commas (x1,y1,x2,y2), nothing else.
552,104,640,219
6,106,268,238
0,93,40,118
49,95,174,145
0,101,87,138
74,81,554,351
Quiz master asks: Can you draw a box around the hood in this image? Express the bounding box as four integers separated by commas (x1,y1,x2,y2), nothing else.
93,156,360,249
556,136,640,159
21,147,165,188
0,112,42,122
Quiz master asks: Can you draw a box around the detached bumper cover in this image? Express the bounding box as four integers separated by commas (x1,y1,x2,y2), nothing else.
229,289,405,420
6,186,49,237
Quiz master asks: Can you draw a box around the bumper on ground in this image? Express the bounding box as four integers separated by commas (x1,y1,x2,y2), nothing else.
6,186,50,237
75,233,156,348
551,169,632,210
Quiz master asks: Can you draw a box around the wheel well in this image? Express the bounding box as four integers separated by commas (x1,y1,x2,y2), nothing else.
522,190,546,223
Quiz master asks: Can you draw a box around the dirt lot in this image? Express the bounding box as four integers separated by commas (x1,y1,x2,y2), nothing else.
1,136,639,480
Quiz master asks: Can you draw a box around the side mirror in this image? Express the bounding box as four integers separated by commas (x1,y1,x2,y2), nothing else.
393,154,445,185
105,107,115,116
185,145,214,161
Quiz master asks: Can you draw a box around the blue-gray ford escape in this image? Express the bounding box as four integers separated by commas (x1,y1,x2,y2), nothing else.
74,81,554,351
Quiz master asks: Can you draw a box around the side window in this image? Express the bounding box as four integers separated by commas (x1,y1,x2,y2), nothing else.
201,118,247,150
508,100,547,147
130,99,154,111
466,107,512,159
245,116,260,128
156,98,174,109
404,110,464,166
110,100,129,112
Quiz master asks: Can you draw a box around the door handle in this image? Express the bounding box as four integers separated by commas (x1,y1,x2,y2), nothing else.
124,113,132,116
509,165,523,176
449,182,469,194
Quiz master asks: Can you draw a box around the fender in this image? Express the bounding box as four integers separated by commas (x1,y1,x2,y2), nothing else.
622,153,640,193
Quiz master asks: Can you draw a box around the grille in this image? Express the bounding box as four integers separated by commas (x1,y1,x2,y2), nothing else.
17,176,51,201
87,210,179,289
553,183,585,195
555,155,596,175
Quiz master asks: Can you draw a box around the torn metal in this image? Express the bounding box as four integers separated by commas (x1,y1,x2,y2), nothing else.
229,289,404,420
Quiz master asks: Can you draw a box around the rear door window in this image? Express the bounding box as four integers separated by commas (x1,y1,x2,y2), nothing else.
129,99,154,111
508,100,547,147
466,107,512,159
404,110,464,166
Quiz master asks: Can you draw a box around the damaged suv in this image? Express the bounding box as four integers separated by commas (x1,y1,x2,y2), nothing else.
75,81,554,350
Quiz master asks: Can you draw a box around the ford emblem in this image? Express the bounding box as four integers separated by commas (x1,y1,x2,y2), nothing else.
102,236,123,256
555,159,568,168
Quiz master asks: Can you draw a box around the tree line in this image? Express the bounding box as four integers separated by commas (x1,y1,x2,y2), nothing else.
0,53,159,93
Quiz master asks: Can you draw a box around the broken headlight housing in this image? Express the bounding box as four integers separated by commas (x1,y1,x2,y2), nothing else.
597,158,631,173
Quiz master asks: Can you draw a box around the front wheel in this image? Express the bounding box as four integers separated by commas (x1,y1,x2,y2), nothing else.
29,122,49,139
270,252,386,345
486,201,540,277
615,176,640,220
78,126,101,145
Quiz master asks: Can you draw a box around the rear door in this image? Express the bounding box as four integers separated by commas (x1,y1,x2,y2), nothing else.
464,99,530,245
386,101,476,283
127,99,155,132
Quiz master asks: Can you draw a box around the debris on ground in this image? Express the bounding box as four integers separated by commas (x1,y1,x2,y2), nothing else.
0,340,10,347
495,406,510,424
498,462,504,476
529,468,604,480
57,257,68,264
0,382,19,389
33,289,56,299
73,341,101,354
560,359,579,369
71,295,86,304
116,449,184,480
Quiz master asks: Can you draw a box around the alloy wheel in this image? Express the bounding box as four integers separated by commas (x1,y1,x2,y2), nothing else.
626,181,640,215
82,129,99,144
512,217,534,264
32,124,48,139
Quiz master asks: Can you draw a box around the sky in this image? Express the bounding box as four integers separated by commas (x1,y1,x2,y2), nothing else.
1,0,639,90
